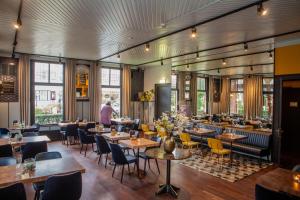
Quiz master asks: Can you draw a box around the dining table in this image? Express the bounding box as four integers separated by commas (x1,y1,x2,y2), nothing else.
256,168,300,198
145,147,191,198
111,118,134,125
8,125,37,133
87,127,111,134
102,132,130,143
216,133,248,166
185,128,215,153
119,138,159,178
58,121,95,129
0,135,51,147
0,156,85,187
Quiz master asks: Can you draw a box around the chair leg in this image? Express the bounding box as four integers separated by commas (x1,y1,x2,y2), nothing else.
98,153,102,165
85,144,88,157
105,153,108,168
92,143,94,151
132,149,136,156
80,144,83,154
148,159,151,169
121,165,125,183
155,159,160,174
112,164,116,177
127,164,130,173
144,158,147,172
34,190,37,200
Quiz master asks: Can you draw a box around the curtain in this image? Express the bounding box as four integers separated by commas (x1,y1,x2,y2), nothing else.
122,65,131,116
89,62,101,122
64,59,76,121
220,77,230,114
208,76,214,115
244,76,263,119
190,73,197,115
178,71,185,104
19,55,31,125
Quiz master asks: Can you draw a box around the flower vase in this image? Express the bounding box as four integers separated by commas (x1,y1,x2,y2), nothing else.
163,136,175,154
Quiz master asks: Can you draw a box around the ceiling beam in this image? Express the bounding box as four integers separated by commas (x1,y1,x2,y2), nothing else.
98,0,269,61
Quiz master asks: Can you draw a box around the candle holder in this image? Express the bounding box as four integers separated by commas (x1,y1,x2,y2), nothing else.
293,173,300,183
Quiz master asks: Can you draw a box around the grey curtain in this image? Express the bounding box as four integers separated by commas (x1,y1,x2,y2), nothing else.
190,73,197,115
64,59,76,121
220,77,230,114
19,55,31,125
244,76,263,119
122,65,131,116
89,62,101,122
208,76,214,115
178,71,186,104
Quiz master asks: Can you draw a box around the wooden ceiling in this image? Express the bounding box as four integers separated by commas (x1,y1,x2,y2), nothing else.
1,0,300,75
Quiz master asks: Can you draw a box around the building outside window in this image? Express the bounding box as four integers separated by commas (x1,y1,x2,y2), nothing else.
230,79,244,115
262,78,273,119
101,67,121,115
171,74,178,112
197,77,207,114
32,61,64,124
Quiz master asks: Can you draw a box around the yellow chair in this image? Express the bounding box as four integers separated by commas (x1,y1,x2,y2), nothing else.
207,138,231,168
179,133,199,149
141,124,157,138
157,128,167,138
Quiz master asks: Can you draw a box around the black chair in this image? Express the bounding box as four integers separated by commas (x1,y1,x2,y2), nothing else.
110,143,137,183
139,136,162,174
119,130,139,155
78,129,95,156
132,119,141,130
85,122,96,133
41,172,82,200
32,123,41,132
95,134,111,168
22,132,38,137
0,157,16,166
0,182,26,200
292,165,300,173
61,124,79,146
21,141,48,162
22,128,38,133
33,152,62,200
255,184,295,200
0,128,9,138
0,144,13,157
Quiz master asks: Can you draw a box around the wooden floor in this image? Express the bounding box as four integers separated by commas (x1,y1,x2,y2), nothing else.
24,141,276,200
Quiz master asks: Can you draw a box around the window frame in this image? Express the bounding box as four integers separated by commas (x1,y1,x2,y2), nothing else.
171,74,179,112
30,60,65,125
197,77,208,114
262,77,274,118
229,78,244,115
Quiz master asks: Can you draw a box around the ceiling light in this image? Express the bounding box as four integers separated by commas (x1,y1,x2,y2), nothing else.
191,27,197,38
145,43,150,52
9,62,15,66
250,66,253,71
257,2,268,16
117,54,120,59
59,57,62,63
186,64,189,69
269,51,273,59
222,58,226,65
217,68,220,73
14,18,22,29
161,58,163,66
244,43,248,51
196,52,200,59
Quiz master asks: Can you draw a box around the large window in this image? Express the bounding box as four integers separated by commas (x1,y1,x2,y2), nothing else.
171,74,178,112
33,62,64,124
262,78,273,119
197,77,207,114
230,79,244,115
101,68,121,115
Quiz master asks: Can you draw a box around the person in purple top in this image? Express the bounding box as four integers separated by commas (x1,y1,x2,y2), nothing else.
100,101,118,128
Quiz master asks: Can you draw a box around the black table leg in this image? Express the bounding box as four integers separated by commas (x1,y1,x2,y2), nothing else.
230,141,233,167
136,148,140,178
156,160,180,198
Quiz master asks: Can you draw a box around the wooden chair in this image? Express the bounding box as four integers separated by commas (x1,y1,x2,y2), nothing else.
179,133,199,149
207,138,231,169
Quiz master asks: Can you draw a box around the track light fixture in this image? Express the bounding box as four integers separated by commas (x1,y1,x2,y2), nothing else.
244,43,248,51
222,58,226,65
191,27,197,38
250,66,253,71
58,57,62,63
186,64,189,69
196,52,200,59
145,43,150,51
257,1,268,16
117,54,120,59
161,58,163,66
269,51,273,59
14,18,22,29
217,68,220,73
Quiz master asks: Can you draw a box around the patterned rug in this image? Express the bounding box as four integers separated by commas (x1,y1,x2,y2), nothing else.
180,151,273,182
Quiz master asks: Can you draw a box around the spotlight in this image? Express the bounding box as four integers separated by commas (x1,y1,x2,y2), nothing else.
244,43,248,51
222,58,226,65
269,51,273,59
257,1,268,16
250,66,253,71
9,62,15,66
191,27,197,38
59,57,62,63
14,18,22,29
186,64,189,69
196,52,200,60
117,54,120,59
145,43,150,51
161,58,163,66
217,68,220,73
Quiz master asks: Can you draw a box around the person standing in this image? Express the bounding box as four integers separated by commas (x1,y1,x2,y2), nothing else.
100,101,118,128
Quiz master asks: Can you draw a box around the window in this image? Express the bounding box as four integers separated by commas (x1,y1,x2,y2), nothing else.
230,79,244,115
197,77,207,114
171,74,178,112
32,61,64,124
262,78,273,119
76,65,89,99
101,68,121,115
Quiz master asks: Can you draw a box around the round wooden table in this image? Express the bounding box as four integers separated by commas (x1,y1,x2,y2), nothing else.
87,128,111,134
145,147,191,198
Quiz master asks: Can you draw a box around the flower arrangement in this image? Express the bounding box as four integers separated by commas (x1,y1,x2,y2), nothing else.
140,89,154,101
173,112,189,127
154,112,174,135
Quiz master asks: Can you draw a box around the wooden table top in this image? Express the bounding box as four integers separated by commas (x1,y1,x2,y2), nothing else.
145,147,191,161
186,128,215,136
88,128,111,134
225,124,254,130
254,128,273,133
102,132,130,141
216,133,248,142
0,136,51,147
256,168,300,198
119,138,159,149
58,122,95,127
0,156,85,187
111,118,134,124
8,126,36,131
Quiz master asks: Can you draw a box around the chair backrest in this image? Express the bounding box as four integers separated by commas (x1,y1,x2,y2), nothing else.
180,133,191,142
0,182,26,200
22,128,38,133
85,122,96,131
0,144,13,157
207,138,223,150
66,124,79,137
95,135,111,154
116,125,125,132
292,165,300,173
32,123,40,132
35,151,62,161
141,124,149,132
42,172,82,200
21,141,48,162
22,132,38,137
77,129,90,144
109,143,128,165
157,129,167,138
0,128,9,137
133,119,140,130
255,184,291,200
